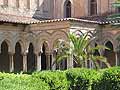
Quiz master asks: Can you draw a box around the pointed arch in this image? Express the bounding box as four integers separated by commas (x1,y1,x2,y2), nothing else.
0,41,10,72
36,32,50,52
0,39,13,53
64,0,71,18
41,41,50,70
27,43,36,71
104,41,116,67
14,39,25,54
14,42,23,72
90,0,97,15
51,31,68,51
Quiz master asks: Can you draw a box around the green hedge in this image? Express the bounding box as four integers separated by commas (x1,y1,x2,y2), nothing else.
92,67,120,90
0,67,120,90
0,73,50,90
66,68,100,90
32,71,69,90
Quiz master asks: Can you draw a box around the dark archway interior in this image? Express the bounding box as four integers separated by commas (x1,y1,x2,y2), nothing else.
41,44,47,70
73,55,80,68
62,59,67,70
14,42,23,72
90,0,97,15
56,59,67,70
55,49,67,70
65,0,71,18
27,43,36,72
104,41,115,67
0,41,9,72
94,43,100,56
93,43,101,67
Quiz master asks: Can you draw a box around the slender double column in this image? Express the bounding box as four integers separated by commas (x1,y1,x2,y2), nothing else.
46,52,51,70
23,53,27,72
51,51,56,70
67,54,73,69
36,52,41,71
115,51,118,66
9,52,14,72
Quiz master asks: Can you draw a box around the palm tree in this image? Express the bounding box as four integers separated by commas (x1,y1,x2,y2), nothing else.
54,32,110,70
108,0,120,19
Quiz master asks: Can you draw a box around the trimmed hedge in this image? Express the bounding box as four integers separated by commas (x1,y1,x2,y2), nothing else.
0,67,120,90
0,73,50,90
92,67,120,90
32,71,69,90
66,68,100,90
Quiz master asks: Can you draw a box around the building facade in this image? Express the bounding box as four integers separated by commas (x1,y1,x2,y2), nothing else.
0,0,119,72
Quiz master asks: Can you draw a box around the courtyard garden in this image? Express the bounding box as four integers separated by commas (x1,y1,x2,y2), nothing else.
0,67,120,90
0,26,119,90
0,29,118,90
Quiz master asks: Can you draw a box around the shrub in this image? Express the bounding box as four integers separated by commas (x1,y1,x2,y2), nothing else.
32,71,69,90
0,73,50,90
65,68,100,90
92,67,120,90
1,67,120,90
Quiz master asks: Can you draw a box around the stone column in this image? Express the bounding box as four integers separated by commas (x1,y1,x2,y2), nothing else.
51,51,56,70
9,52,14,72
46,53,51,70
115,51,118,66
85,60,88,68
89,60,94,69
67,55,73,69
36,52,41,71
23,53,27,72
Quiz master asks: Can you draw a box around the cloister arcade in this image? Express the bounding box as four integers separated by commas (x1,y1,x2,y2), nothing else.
0,27,70,72
0,20,120,72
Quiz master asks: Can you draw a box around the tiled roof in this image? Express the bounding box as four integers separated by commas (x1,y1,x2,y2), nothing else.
79,15,120,24
34,15,120,25
0,13,102,24
0,13,120,25
37,18,101,24
0,13,40,24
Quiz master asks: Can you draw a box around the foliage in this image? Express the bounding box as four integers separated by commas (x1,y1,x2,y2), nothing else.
0,67,120,90
109,0,120,19
66,67,120,90
92,67,120,90
65,68,100,90
32,71,69,90
55,33,110,70
0,73,50,90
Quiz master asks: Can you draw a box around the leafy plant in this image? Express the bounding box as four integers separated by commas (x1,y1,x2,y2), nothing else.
66,68,100,90
0,72,50,90
54,32,110,70
32,71,69,90
92,67,120,90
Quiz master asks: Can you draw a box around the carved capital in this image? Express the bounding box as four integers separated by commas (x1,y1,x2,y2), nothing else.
8,52,14,56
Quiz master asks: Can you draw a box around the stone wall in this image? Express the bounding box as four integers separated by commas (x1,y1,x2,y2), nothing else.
0,0,117,18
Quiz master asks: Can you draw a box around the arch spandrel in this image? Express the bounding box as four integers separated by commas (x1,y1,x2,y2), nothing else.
35,32,51,53
0,39,13,54
0,32,14,53
13,40,26,54
51,31,68,51
102,32,116,51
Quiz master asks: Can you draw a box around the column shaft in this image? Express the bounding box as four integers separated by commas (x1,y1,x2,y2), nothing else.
9,53,14,72
36,53,41,71
23,53,27,72
115,52,118,66
67,55,73,69
46,53,51,70
51,53,56,70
